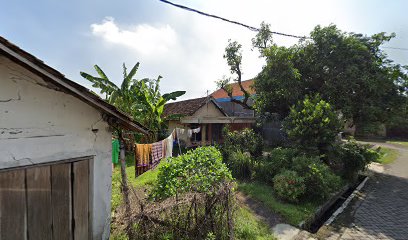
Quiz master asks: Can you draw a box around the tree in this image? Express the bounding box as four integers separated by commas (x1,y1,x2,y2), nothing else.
80,63,185,142
283,94,342,153
216,40,254,110
254,24,408,130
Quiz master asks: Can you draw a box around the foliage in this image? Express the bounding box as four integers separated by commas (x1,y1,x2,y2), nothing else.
330,140,380,181
254,45,303,116
151,147,233,200
238,182,319,225
226,150,253,180
283,94,342,152
255,148,342,200
273,170,306,203
253,24,408,128
255,148,299,183
222,127,264,158
291,156,342,200
80,63,185,141
251,22,274,54
216,40,254,110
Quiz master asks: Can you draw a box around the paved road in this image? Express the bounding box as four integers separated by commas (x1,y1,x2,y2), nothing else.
326,142,408,240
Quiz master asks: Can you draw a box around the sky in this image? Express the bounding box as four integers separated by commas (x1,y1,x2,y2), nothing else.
1,0,407,100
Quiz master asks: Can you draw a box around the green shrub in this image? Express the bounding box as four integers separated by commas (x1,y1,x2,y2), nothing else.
283,94,342,153
291,156,342,200
226,150,253,180
222,127,264,158
330,140,380,182
255,147,299,183
273,170,306,203
151,146,233,200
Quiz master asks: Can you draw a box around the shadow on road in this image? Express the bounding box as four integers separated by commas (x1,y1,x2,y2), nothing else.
330,171,408,239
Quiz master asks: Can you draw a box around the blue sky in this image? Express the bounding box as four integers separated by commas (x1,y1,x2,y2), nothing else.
1,0,407,100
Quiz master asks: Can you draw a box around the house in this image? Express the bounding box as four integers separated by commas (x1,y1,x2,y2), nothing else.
0,36,147,239
211,79,255,117
163,96,255,147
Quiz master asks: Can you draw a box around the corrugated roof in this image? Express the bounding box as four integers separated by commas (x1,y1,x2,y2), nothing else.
163,97,227,118
0,35,148,134
211,79,255,99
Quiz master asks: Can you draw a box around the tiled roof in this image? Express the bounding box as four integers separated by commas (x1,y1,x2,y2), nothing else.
163,97,226,118
211,79,255,99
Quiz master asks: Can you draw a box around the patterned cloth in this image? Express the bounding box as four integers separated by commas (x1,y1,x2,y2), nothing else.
151,141,163,168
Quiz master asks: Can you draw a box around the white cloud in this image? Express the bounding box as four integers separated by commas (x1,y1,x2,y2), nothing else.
91,17,177,55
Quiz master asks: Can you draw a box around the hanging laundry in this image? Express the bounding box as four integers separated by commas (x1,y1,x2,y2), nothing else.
176,128,185,139
112,139,119,164
151,141,163,169
187,129,193,138
192,127,201,133
166,133,174,157
162,138,167,159
135,144,152,176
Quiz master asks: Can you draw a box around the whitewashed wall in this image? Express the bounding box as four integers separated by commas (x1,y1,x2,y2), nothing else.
0,56,112,239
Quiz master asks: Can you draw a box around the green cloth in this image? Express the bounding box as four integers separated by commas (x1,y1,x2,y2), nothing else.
112,139,120,164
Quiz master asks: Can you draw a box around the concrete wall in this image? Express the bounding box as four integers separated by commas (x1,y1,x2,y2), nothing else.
193,101,225,118
0,56,112,239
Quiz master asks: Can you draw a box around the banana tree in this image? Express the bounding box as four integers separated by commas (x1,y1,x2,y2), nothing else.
132,76,185,142
80,63,185,141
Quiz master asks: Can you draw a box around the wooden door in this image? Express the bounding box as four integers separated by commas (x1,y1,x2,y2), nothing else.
0,159,90,240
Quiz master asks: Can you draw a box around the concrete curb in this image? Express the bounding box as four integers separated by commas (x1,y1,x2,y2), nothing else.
324,176,369,226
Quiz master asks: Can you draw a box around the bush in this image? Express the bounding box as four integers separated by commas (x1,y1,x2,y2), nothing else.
273,170,306,203
255,147,299,183
283,94,342,153
330,140,380,182
226,150,253,180
291,156,342,200
151,146,233,200
222,127,264,158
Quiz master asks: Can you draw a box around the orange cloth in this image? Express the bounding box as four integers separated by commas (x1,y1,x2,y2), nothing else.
135,144,152,166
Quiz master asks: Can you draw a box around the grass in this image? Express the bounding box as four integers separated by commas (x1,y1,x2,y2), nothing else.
238,181,320,226
111,153,164,211
386,140,408,147
235,206,276,240
376,147,399,164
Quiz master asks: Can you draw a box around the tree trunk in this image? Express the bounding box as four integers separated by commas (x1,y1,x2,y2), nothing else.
119,135,134,238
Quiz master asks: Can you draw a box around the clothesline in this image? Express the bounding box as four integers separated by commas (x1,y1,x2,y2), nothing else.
112,126,202,176
134,129,175,176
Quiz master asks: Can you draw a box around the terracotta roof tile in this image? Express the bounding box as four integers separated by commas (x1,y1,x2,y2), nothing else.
163,96,227,118
211,79,255,99
163,97,208,117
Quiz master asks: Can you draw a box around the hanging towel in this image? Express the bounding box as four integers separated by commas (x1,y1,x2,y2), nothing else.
135,144,152,166
187,129,193,138
176,128,186,139
162,139,167,158
192,127,201,133
112,139,120,164
135,144,153,176
166,134,174,157
151,141,163,168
